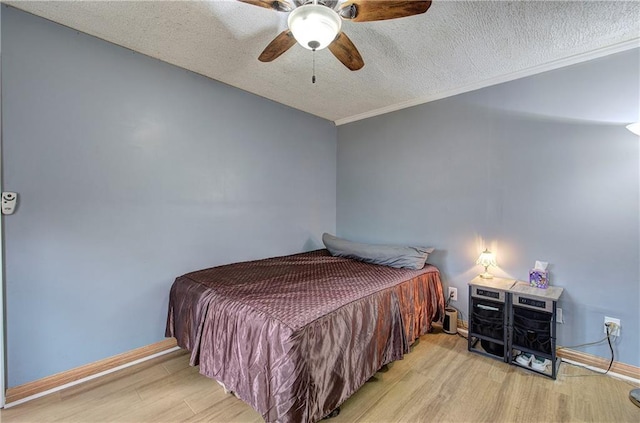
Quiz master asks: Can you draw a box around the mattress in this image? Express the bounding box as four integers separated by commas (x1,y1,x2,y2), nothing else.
166,249,444,422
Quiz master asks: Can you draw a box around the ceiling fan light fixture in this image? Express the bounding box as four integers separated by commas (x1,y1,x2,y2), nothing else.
288,4,341,51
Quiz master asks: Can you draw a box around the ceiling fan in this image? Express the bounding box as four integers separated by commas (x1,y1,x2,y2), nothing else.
238,0,432,71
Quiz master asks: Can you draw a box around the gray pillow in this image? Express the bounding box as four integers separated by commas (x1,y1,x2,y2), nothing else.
322,233,434,270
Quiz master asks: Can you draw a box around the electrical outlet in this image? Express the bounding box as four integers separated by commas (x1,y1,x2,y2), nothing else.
557,308,563,324
448,287,458,302
604,316,621,336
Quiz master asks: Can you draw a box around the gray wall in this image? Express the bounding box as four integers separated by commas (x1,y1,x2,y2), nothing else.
337,49,640,366
2,7,336,387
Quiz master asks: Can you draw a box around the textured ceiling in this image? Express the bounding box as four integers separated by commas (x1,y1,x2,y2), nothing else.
6,0,640,124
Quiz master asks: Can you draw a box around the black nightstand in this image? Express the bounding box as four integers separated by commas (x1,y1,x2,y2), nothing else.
467,276,516,362
508,281,564,379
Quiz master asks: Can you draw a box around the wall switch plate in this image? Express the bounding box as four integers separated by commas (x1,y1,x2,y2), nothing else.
557,308,563,324
604,316,621,336
448,287,458,302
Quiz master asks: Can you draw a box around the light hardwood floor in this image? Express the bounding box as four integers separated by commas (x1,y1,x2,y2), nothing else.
2,329,638,422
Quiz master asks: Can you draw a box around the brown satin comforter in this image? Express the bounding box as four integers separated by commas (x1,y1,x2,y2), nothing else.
166,249,444,423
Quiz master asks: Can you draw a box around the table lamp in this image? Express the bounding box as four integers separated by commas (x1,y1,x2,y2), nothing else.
476,249,497,279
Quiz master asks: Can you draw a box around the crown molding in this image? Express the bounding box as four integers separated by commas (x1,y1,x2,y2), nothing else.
334,38,640,126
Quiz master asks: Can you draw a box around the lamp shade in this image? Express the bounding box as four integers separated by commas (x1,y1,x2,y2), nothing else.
476,249,497,268
627,122,640,136
288,4,341,51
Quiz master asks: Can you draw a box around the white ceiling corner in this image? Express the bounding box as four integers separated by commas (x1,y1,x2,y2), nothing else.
6,0,640,125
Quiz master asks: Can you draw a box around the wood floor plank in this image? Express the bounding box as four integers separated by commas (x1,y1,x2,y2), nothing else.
105,395,195,423
59,363,170,401
160,350,192,375
181,395,263,423
135,365,207,401
353,370,434,422
182,384,231,414
52,389,144,423
2,330,638,422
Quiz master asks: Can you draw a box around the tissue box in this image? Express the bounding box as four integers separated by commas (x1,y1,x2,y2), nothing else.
529,269,549,289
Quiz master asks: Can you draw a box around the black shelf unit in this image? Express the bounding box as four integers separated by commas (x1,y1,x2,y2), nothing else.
467,278,564,380
508,283,563,380
467,277,515,362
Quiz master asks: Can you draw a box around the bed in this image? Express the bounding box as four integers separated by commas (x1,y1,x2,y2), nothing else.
166,249,444,422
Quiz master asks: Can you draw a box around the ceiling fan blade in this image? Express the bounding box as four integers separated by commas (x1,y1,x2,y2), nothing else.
339,0,431,22
237,0,292,12
259,30,297,62
328,32,364,71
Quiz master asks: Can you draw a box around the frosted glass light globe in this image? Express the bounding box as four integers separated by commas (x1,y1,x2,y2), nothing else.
288,4,342,51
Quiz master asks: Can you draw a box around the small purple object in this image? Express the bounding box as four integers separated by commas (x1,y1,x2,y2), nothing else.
530,269,549,289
